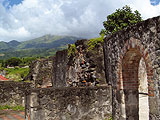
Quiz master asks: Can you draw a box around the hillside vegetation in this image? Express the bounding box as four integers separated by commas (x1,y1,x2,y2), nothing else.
4,67,29,81
0,57,34,81
0,34,81,60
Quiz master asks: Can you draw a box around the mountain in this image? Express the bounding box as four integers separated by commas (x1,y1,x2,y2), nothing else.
7,40,21,47
0,41,10,50
17,35,79,49
0,35,81,60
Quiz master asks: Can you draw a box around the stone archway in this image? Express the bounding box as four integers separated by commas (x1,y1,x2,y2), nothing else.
104,16,160,120
119,48,150,120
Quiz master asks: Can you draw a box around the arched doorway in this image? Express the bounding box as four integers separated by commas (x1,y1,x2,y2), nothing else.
120,48,149,120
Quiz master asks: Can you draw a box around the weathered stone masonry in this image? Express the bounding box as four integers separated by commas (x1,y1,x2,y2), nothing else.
104,16,160,119
26,39,106,88
0,81,31,106
24,57,54,88
52,50,68,88
25,86,112,120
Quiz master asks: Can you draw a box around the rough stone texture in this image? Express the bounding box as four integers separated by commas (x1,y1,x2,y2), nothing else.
66,39,106,87
0,81,31,106
138,58,148,93
52,49,68,88
26,86,112,120
104,16,160,119
25,39,106,88
24,57,54,88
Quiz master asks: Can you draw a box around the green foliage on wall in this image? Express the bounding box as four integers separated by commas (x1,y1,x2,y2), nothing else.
88,34,104,50
67,44,77,57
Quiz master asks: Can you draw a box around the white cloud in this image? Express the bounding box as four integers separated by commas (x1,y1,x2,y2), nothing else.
0,0,159,41
124,0,160,19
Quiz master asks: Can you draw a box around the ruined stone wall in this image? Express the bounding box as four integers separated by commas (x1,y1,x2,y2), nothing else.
0,81,31,106
104,16,160,119
66,40,106,87
25,39,106,88
51,39,106,88
26,86,112,120
24,57,54,88
52,49,68,88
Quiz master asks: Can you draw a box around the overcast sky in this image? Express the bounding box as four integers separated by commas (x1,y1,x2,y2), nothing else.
0,0,160,42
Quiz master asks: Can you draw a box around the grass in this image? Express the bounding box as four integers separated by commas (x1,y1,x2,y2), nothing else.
0,105,24,111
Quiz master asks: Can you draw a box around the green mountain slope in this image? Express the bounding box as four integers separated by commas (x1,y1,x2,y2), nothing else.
8,40,21,47
18,35,78,49
0,41,10,50
0,35,81,59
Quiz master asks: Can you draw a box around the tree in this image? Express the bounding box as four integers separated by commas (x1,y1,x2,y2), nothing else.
100,5,143,35
5,57,22,67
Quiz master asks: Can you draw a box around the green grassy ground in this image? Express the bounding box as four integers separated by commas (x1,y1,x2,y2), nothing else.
0,105,24,111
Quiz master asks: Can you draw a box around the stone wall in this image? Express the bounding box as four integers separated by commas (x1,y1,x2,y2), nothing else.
52,39,106,87
52,50,68,88
104,16,160,119
24,57,54,88
26,86,112,120
25,39,106,88
0,81,31,106
66,40,106,87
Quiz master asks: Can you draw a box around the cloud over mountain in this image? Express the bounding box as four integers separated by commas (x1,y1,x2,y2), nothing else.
0,0,160,41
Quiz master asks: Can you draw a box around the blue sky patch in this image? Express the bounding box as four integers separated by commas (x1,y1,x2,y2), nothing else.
3,0,23,8
150,0,160,6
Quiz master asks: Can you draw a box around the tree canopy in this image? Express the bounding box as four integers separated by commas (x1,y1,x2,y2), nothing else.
5,57,22,67
0,57,37,68
100,5,143,35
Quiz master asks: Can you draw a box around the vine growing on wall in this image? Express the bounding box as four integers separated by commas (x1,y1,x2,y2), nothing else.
67,44,77,58
88,34,104,51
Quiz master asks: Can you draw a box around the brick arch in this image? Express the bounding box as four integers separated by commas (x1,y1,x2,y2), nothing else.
117,37,154,97
117,37,154,119
104,16,160,120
